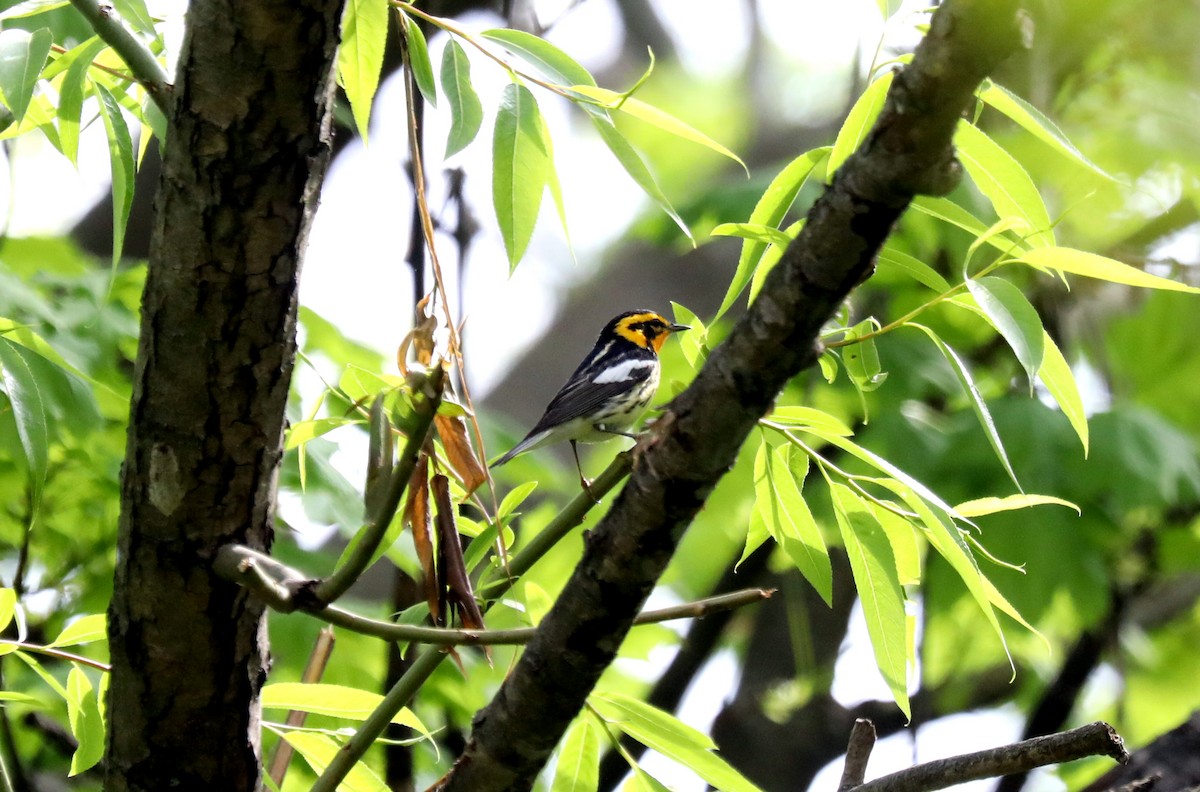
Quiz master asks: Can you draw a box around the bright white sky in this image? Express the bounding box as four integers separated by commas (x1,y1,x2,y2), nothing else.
0,0,1063,789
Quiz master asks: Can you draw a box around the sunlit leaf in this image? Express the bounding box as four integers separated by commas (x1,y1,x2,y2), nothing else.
710,222,794,250
0,336,49,518
538,109,574,262
589,115,691,242
1037,329,1088,455
910,196,1031,255
524,580,552,625
54,37,105,166
915,324,1022,491
1015,247,1200,294
66,666,103,775
764,406,854,437
755,443,831,604
481,28,596,87
568,85,747,174
263,683,430,733
552,716,601,792
715,147,828,321
0,589,14,634
441,39,483,157
497,480,538,520
841,320,887,394
49,614,106,647
966,276,1044,386
400,12,437,107
286,417,358,450
829,484,909,717
954,494,1080,517
954,121,1054,248
591,692,762,792
493,82,549,270
280,731,389,792
978,79,1114,181
670,302,707,369
0,27,51,123
875,244,952,293
92,82,134,269
748,219,804,305
337,0,389,142
828,70,892,175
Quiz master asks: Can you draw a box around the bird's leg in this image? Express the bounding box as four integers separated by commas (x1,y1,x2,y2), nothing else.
571,440,599,502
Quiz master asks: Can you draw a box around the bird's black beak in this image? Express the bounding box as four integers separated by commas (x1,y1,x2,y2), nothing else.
669,323,691,333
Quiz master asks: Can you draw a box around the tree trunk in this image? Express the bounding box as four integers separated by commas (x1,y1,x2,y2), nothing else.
104,1,342,789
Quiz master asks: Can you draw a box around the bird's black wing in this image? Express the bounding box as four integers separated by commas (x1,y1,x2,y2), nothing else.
528,362,654,434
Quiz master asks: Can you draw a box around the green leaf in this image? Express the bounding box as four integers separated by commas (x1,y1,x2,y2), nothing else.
764,406,854,437
523,580,553,625
539,109,574,261
0,690,41,704
591,692,762,792
1037,329,1088,455
875,244,952,293
749,220,806,306
0,336,49,518
481,28,596,87
400,12,436,107
441,39,483,157
280,731,389,792
285,416,358,451
92,82,135,269
715,147,828,321
914,324,1023,492
0,27,51,123
0,589,14,634
13,651,67,699
966,276,1044,386
841,320,887,394
954,121,1054,247
66,666,104,775
588,114,691,242
568,85,747,174
978,80,1114,181
53,37,104,166
910,196,1031,255
1015,247,1200,294
828,70,893,175
875,480,1018,670
262,683,430,734
553,716,601,792
710,222,794,250
49,613,106,647
670,302,707,369
755,443,832,604
337,0,389,142
497,480,538,520
954,494,1080,517
493,82,550,270
829,484,909,717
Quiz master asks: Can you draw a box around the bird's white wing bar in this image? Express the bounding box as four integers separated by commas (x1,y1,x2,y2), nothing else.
592,359,654,384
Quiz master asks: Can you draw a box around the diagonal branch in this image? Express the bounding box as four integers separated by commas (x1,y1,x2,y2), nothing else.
436,2,1030,790
68,0,172,109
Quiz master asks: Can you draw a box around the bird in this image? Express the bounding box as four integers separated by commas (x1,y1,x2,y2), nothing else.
492,309,690,492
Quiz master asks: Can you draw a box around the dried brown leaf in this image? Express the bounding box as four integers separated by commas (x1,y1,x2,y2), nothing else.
432,474,488,636
404,455,439,624
435,413,488,495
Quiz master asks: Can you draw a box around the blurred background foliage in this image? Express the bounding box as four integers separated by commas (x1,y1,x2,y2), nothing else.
1,0,1198,790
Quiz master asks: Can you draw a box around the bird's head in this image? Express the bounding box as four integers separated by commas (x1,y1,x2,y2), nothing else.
606,310,691,354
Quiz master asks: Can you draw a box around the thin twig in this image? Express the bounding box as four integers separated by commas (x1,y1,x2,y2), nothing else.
850,722,1128,792
0,642,110,673
310,454,633,791
840,719,878,790
311,366,445,606
215,545,768,645
67,0,172,111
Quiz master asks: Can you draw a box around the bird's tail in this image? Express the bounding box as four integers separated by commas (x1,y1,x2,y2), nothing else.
490,430,550,468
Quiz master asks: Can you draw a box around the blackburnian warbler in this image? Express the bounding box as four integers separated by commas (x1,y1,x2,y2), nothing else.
492,310,689,491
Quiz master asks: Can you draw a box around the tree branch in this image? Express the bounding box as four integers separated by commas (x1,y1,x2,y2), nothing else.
851,721,1127,792
840,720,878,790
68,0,172,110
436,2,1030,789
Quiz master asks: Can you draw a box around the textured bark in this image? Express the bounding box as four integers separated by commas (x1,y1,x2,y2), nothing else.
437,2,1028,789
104,1,341,789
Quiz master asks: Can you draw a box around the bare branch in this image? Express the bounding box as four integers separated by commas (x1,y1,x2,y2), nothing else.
840,719,878,790
852,722,1128,792
68,0,172,109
